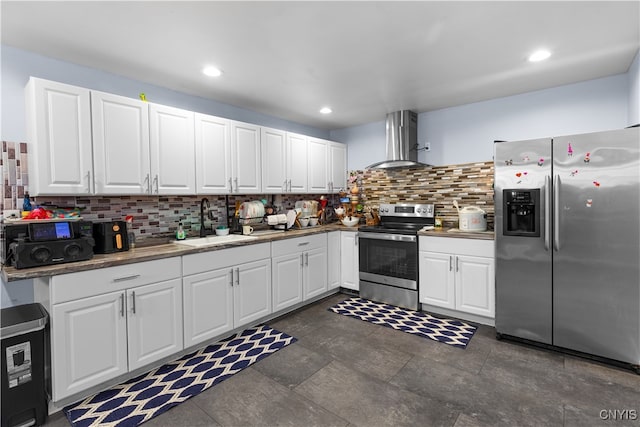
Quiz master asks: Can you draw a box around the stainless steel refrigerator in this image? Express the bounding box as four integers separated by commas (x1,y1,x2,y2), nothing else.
494,127,639,370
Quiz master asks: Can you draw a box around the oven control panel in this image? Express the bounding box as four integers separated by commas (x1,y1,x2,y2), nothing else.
378,203,434,218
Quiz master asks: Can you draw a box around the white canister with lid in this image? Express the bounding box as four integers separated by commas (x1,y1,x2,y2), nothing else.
458,206,487,232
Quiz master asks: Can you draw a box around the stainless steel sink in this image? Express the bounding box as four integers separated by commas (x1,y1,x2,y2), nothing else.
173,234,257,248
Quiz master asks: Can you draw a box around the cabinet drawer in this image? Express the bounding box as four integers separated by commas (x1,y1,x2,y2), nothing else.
183,242,270,276
271,233,327,257
51,257,182,304
419,236,494,257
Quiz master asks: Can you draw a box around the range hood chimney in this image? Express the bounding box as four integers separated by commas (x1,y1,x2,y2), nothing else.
366,110,429,169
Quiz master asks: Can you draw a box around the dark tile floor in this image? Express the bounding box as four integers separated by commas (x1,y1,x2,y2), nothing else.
45,292,640,427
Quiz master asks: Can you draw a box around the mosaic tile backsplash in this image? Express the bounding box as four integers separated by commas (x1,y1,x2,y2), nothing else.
2,140,495,242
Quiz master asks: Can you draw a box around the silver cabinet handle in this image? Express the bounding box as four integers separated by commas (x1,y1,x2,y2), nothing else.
449,255,453,271
300,253,304,267
229,269,234,286
86,171,91,193
297,242,310,246
145,173,151,194
283,180,287,192
544,175,550,251
554,174,561,251
288,179,292,192
120,293,125,317
305,252,309,266
235,267,240,286
228,178,233,192
234,177,239,193
131,291,136,314
355,233,358,246
456,256,459,272
153,174,159,194
113,274,140,283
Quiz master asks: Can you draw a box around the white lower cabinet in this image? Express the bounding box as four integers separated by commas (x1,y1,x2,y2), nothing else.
419,236,495,320
340,231,359,290
327,231,341,290
182,243,271,348
271,234,327,312
47,258,183,401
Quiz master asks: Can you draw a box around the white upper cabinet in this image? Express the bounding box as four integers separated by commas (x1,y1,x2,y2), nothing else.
307,137,346,194
231,121,262,194
25,77,93,195
261,127,288,193
287,132,308,193
329,142,347,192
261,129,309,193
92,91,151,194
194,113,232,194
307,137,330,193
149,103,196,195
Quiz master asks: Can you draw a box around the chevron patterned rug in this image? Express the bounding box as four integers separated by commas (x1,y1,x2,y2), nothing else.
64,325,296,427
329,297,477,348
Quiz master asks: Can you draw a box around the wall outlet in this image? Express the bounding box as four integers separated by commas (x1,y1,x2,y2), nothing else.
424,142,431,152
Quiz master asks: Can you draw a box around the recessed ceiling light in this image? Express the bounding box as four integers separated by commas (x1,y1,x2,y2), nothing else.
320,107,332,114
528,49,551,62
202,66,222,77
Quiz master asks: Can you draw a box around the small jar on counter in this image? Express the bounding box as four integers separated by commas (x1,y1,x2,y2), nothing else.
435,217,443,229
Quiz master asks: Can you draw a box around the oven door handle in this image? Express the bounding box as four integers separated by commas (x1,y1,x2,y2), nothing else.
357,233,416,243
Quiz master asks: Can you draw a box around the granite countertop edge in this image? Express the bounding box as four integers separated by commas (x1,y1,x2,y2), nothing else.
418,227,495,241
1,224,357,282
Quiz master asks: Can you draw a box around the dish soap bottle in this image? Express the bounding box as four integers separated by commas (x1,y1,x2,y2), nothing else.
176,222,186,240
23,192,32,212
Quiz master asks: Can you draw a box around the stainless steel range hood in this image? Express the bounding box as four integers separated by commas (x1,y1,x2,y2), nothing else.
366,110,429,169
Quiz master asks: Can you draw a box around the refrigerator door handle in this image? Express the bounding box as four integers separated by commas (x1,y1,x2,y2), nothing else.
553,174,561,251
544,175,550,251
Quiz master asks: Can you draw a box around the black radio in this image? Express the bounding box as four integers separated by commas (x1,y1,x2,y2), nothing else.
2,220,95,269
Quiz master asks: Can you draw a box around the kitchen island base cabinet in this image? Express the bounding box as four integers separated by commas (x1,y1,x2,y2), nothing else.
182,243,272,349
419,236,495,324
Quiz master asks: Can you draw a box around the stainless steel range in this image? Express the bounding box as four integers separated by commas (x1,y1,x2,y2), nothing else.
358,203,434,310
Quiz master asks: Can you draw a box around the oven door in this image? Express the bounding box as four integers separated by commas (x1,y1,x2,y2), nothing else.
358,232,418,290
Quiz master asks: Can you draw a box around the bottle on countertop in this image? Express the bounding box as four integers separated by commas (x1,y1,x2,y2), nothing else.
23,192,32,212
176,222,186,240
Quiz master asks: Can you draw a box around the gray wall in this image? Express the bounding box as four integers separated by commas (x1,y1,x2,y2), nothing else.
1,45,330,143
333,72,633,170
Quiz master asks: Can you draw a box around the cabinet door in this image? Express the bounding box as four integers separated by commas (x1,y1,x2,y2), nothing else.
183,269,234,348
272,253,304,312
261,127,287,193
419,251,456,309
149,103,196,195
233,259,271,326
195,113,232,194
327,231,341,290
455,255,495,318
25,78,93,195
287,133,308,193
340,231,359,290
231,121,262,193
329,142,347,193
51,291,127,401
304,247,328,300
92,91,150,195
127,279,183,371
307,138,329,193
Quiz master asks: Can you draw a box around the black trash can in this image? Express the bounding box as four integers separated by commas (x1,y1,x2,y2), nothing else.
1,303,49,427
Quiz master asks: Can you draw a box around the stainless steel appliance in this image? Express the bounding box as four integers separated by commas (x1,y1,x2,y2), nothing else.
366,111,430,169
358,203,434,310
494,127,639,371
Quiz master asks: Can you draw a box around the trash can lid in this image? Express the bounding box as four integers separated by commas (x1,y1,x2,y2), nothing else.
1,303,48,340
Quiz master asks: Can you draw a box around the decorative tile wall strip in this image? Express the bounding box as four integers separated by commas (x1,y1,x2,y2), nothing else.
2,140,494,238
357,161,495,229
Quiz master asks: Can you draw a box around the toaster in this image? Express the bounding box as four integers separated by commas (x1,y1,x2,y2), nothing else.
93,221,129,253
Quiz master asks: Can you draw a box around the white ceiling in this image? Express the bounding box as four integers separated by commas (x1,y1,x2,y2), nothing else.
2,1,639,130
